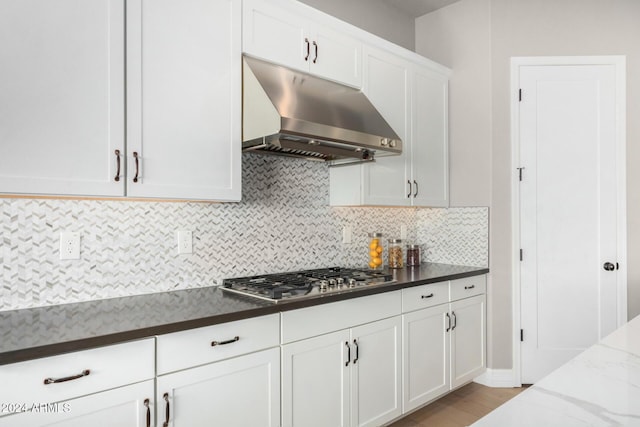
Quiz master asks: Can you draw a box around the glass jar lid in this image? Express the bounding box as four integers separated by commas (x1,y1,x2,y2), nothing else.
388,239,402,244
406,244,420,249
369,232,383,238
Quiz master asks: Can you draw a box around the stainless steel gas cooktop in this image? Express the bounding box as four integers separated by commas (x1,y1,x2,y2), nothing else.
221,267,395,303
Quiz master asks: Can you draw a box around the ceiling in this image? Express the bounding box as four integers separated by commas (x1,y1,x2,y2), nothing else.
382,0,461,18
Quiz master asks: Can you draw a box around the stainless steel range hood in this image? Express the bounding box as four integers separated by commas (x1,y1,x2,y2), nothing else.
242,56,402,165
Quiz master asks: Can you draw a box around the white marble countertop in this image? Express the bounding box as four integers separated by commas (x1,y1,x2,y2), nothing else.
472,314,640,426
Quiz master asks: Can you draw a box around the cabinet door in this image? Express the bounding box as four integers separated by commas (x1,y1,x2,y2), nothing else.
0,380,153,427
350,317,402,427
410,67,449,207
402,304,450,412
361,47,411,206
0,0,124,197
282,330,351,427
157,347,280,427
450,295,486,388
126,0,241,200
311,27,362,88
242,0,308,73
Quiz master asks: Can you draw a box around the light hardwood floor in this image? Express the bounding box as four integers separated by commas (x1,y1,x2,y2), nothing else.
389,382,526,427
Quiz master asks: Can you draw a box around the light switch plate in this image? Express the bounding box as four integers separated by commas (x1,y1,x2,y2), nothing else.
176,230,193,254
342,226,352,243
60,232,81,260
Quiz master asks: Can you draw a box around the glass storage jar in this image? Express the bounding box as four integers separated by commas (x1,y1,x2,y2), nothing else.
368,233,383,270
406,244,421,267
388,239,404,269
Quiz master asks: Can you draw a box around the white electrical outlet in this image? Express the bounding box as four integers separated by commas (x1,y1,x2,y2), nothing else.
342,225,352,243
176,230,193,254
59,232,81,260
400,224,407,240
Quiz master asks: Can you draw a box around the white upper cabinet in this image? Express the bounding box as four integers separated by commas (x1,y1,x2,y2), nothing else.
361,47,411,206
242,0,362,88
126,0,241,200
411,66,449,207
330,47,450,207
0,0,125,197
0,0,241,201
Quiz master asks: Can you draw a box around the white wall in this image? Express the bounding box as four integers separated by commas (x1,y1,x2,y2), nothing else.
417,0,640,370
298,0,415,51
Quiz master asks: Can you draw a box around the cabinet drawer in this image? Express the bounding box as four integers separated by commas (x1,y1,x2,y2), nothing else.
450,276,486,301
0,338,154,405
402,282,449,312
281,291,401,343
156,314,280,374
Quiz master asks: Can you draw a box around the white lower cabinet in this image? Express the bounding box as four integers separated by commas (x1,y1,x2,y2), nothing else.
156,347,280,427
0,339,155,426
282,316,401,427
351,317,402,427
282,329,351,427
0,380,154,427
402,304,450,412
450,295,486,388
402,277,486,413
155,314,281,426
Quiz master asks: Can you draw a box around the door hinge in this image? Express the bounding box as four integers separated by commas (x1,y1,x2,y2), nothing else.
519,249,523,261
520,329,524,342
517,167,524,181
519,88,522,102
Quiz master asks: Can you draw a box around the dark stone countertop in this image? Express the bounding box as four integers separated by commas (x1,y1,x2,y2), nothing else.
0,263,488,365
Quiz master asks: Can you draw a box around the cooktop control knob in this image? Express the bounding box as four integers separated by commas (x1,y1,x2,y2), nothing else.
328,279,337,287
336,278,344,287
348,278,357,288
319,280,329,291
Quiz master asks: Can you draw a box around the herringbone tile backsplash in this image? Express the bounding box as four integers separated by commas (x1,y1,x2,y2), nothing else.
1,155,487,311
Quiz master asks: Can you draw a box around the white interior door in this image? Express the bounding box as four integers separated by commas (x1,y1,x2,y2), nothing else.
518,59,626,383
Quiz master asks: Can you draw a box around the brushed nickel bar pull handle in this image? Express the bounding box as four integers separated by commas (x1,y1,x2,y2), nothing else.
345,341,351,366
162,393,170,427
313,40,318,63
353,339,359,364
211,336,239,347
451,311,457,331
421,293,434,299
43,369,90,385
133,152,139,183
414,180,419,197
304,38,310,61
446,313,451,332
464,285,475,290
144,399,151,427
407,180,412,198
114,150,121,182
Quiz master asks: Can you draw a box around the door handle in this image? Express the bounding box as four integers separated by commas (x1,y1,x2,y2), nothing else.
133,151,140,183
312,40,318,63
114,149,121,182
603,262,616,271
446,313,451,332
144,399,151,427
162,393,170,427
304,38,310,61
407,180,412,198
345,341,351,366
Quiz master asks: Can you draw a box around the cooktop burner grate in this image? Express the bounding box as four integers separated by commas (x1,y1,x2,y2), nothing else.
222,267,394,302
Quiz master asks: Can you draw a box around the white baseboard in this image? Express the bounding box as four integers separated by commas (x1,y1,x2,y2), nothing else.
474,369,520,388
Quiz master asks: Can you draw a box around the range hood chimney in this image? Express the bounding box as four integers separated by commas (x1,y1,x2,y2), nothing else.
242,56,402,165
